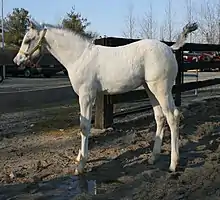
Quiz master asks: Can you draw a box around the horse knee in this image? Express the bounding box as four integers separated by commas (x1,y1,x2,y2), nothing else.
80,116,90,136
174,108,180,124
155,113,165,126
174,108,179,117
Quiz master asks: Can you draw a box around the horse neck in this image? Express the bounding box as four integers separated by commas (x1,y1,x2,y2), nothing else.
44,28,91,68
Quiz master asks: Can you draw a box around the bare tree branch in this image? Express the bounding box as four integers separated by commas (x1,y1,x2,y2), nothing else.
159,24,165,41
139,1,157,39
185,0,193,42
167,0,172,41
122,4,137,38
195,0,220,44
162,0,175,41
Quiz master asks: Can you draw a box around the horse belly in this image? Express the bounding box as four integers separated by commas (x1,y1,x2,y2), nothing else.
99,66,144,94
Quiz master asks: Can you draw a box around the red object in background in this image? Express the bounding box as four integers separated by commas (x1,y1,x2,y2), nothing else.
183,52,200,62
183,52,214,63
183,51,220,72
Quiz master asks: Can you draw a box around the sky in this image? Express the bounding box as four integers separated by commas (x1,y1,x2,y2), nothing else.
2,0,215,38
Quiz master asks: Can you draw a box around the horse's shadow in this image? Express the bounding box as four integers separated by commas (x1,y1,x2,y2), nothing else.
89,112,155,149
88,99,220,182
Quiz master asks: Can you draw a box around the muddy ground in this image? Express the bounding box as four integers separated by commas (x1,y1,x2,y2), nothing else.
0,95,220,200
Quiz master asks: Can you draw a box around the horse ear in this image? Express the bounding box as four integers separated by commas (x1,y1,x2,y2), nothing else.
27,18,43,31
30,21,35,29
27,18,36,29
30,18,43,30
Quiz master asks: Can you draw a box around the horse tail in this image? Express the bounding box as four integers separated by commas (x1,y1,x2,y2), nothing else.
171,22,198,51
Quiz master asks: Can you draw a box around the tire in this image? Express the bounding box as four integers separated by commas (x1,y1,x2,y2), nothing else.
0,75,3,83
24,68,32,78
11,72,18,77
44,73,51,78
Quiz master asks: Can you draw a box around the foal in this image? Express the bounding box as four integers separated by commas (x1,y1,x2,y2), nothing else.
13,19,198,174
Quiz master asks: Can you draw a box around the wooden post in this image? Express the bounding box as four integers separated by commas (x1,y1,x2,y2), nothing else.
94,93,113,129
94,36,114,129
94,92,105,129
174,49,183,107
104,95,114,128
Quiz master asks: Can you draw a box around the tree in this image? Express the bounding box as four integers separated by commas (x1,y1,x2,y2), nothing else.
195,0,220,44
122,4,137,38
166,0,173,41
159,24,165,41
185,0,193,42
3,8,30,46
62,6,98,39
83,31,99,40
139,1,157,39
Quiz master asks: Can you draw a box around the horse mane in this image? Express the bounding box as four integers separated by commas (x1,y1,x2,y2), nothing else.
41,23,94,43
30,18,93,43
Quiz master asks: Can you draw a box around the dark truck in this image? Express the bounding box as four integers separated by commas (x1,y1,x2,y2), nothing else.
0,48,66,78
5,63,64,78
0,65,3,83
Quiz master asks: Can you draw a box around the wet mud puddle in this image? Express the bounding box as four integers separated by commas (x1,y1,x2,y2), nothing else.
0,175,96,200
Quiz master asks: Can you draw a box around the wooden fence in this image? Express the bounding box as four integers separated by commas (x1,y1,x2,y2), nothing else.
1,38,220,129
93,37,220,129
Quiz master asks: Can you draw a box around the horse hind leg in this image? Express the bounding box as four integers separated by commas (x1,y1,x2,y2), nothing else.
143,83,166,164
146,81,180,172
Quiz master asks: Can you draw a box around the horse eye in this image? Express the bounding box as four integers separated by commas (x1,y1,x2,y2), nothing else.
24,39,30,44
24,36,35,44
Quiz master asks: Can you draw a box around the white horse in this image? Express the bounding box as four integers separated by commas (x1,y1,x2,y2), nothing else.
13,19,198,174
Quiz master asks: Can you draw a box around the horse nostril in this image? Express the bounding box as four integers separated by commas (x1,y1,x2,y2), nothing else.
13,57,17,64
13,57,21,66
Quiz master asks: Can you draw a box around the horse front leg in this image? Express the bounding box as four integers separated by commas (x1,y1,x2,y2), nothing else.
75,91,93,175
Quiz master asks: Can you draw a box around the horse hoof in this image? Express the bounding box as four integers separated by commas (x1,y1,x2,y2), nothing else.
74,159,79,164
148,154,158,165
74,168,84,175
169,163,177,172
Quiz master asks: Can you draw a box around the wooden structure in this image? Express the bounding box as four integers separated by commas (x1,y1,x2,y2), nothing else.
93,37,220,129
0,37,220,129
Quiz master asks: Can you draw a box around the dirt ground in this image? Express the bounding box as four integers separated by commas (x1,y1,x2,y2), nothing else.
0,96,220,200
